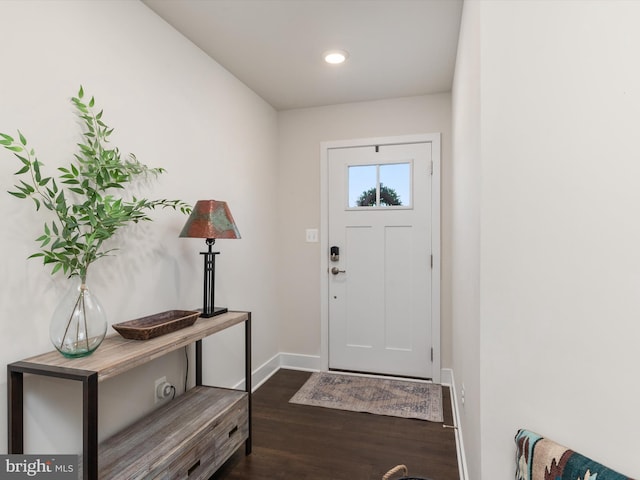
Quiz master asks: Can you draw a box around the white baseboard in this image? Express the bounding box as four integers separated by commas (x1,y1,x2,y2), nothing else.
233,352,322,391
442,367,469,480
250,352,283,390
238,353,468,480
278,352,322,371
441,367,453,387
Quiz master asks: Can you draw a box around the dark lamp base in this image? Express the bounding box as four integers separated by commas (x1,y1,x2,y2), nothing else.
199,306,229,318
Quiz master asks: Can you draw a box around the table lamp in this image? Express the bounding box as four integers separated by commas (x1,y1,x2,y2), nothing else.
180,200,240,317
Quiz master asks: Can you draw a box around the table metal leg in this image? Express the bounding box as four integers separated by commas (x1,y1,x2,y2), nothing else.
196,340,203,387
83,373,99,480
245,314,252,455
7,366,24,454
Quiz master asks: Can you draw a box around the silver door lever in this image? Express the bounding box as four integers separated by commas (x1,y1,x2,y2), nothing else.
331,267,346,275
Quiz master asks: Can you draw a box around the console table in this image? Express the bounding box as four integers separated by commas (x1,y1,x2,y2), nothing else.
7,310,252,479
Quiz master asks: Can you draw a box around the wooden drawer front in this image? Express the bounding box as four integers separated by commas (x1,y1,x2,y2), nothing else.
98,387,248,479
212,397,249,468
152,396,248,480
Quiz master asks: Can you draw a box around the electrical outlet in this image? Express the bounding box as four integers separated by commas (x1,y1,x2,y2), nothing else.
154,376,168,404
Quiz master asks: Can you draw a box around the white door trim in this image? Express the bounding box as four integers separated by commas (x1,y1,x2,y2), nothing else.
320,133,441,383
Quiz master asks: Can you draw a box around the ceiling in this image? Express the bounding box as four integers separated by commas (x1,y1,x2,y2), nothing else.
142,0,463,111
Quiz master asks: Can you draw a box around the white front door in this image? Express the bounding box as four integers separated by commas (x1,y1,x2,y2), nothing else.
327,140,436,379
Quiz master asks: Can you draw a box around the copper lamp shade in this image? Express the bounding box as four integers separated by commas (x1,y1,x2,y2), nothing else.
179,200,240,240
180,200,240,318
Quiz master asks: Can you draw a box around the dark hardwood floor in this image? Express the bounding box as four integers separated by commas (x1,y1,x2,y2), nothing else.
211,369,459,480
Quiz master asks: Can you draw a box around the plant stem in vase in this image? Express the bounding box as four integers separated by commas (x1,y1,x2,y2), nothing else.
50,276,107,358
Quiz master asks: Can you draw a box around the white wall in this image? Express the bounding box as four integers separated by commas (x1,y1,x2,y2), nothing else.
452,1,640,478
451,0,482,477
0,0,278,454
276,95,453,368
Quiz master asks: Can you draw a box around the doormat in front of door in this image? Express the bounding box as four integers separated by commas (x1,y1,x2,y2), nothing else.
289,372,443,422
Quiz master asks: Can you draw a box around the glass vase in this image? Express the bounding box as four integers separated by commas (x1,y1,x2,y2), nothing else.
50,277,107,358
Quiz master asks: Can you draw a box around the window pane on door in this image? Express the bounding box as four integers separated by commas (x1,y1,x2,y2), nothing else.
348,165,377,207
379,163,411,207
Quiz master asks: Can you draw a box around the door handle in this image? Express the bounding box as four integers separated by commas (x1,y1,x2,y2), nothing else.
331,267,346,275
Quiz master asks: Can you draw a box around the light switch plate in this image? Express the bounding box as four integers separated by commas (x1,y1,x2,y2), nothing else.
305,228,319,243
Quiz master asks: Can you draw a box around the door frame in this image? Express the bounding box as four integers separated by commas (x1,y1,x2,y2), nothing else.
320,133,441,383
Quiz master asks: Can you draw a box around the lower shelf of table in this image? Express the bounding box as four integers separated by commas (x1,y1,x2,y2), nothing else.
84,386,248,479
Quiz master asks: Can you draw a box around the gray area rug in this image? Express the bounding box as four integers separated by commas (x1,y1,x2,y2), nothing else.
289,372,443,422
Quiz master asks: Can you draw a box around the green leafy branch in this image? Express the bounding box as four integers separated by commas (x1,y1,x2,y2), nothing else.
356,183,402,207
0,86,191,281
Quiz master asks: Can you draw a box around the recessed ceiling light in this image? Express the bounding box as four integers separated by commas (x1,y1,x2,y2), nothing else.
323,50,349,65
